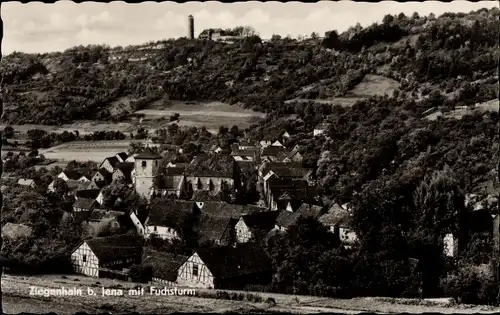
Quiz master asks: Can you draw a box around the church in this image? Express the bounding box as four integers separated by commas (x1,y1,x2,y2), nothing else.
133,148,235,200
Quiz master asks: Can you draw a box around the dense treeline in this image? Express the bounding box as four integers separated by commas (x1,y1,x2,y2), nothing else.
1,9,498,124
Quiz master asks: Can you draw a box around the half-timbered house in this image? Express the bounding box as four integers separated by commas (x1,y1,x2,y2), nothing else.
141,250,188,286
319,203,358,247
70,234,143,278
177,243,273,290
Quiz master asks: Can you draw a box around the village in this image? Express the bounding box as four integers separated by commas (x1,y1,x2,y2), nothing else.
4,118,493,293
1,123,362,290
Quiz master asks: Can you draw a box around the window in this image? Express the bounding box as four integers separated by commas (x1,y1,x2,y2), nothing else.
192,264,199,277
142,161,147,167
154,226,157,232
82,254,87,263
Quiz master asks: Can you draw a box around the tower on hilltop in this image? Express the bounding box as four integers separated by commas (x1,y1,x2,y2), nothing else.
188,15,194,39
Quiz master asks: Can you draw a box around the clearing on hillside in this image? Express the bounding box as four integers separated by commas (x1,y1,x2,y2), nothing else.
348,74,400,98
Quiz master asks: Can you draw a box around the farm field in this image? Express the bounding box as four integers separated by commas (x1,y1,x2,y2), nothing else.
134,101,266,133
37,140,157,163
2,274,500,315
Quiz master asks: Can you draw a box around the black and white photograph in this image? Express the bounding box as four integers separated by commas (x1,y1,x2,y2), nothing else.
0,0,499,313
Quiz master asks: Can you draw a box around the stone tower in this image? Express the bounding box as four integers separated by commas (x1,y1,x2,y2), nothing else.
134,148,161,200
188,15,194,39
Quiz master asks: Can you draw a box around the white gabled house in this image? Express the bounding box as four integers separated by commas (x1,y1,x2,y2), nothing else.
130,211,145,235
17,178,37,189
70,234,143,278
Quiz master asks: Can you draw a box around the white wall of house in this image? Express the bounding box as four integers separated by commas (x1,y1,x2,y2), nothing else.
313,129,325,137
79,176,90,182
58,172,70,181
130,212,144,235
96,192,105,206
71,242,99,277
339,227,358,244
100,160,115,174
177,253,215,289
235,218,252,243
444,233,457,257
145,225,180,241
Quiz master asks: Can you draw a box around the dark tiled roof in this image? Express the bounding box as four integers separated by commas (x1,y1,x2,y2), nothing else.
61,169,81,180
197,243,272,279
231,148,259,157
77,181,99,191
260,161,302,175
102,156,120,167
191,190,221,201
142,251,189,282
85,234,143,263
75,189,101,200
116,152,128,161
95,168,112,179
272,167,313,179
269,178,310,200
73,198,97,209
135,148,161,160
197,214,235,243
199,202,266,219
276,203,323,229
146,200,197,228
164,166,186,176
241,211,280,238
261,146,288,157
67,179,81,190
88,209,124,222
115,162,134,173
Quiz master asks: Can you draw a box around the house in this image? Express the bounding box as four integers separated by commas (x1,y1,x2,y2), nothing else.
231,148,260,163
66,179,81,194
115,152,128,163
75,189,101,201
125,153,138,163
141,250,189,286
259,140,272,148
92,168,112,186
313,122,329,136
184,169,235,196
166,162,189,168
266,178,315,211
319,203,358,247
78,176,91,183
144,200,198,241
73,198,97,213
195,202,266,246
258,161,302,180
83,209,124,235
76,181,99,191
275,203,323,231
57,170,81,182
271,140,284,147
262,167,314,199
177,243,273,290
70,234,143,278
234,211,280,244
283,145,303,163
99,156,120,174
1,223,33,240
112,162,134,184
443,233,458,257
130,211,146,235
261,146,289,163
17,178,37,189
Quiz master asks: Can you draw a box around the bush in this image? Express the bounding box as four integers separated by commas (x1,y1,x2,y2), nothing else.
128,265,153,283
440,263,498,305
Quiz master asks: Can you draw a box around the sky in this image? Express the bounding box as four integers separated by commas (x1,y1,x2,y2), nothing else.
2,1,498,54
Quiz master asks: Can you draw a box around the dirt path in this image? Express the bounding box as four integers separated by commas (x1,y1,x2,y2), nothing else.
2,274,499,314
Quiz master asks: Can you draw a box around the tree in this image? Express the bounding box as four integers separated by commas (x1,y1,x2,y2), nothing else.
3,126,14,139
383,14,394,25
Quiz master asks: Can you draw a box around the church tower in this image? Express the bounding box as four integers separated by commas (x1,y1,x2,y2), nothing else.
134,148,161,200
188,15,194,39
